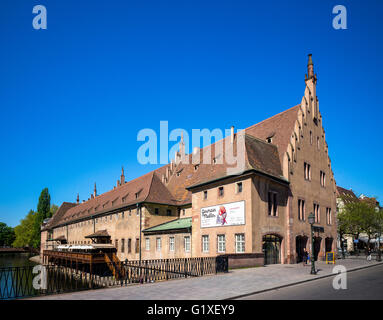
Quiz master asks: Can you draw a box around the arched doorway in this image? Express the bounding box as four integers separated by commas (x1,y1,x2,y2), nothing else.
313,237,322,261
263,234,282,265
296,235,308,263
325,237,333,253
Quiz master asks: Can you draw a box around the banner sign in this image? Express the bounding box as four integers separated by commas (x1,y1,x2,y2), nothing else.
200,201,245,228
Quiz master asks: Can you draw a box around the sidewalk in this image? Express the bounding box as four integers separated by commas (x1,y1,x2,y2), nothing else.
30,258,382,300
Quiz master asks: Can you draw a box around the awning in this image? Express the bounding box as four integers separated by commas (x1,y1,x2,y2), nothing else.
85,229,110,238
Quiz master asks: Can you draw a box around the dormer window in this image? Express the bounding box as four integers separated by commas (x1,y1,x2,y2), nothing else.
194,164,199,171
267,137,272,143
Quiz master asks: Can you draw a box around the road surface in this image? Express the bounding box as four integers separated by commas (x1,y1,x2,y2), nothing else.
238,263,383,300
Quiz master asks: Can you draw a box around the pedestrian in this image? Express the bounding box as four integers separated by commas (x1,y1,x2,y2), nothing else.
367,247,372,261
302,248,308,266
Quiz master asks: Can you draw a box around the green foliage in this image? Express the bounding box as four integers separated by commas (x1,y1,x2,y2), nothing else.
12,188,58,249
13,210,37,247
31,188,51,248
0,222,16,247
339,197,382,243
49,204,59,218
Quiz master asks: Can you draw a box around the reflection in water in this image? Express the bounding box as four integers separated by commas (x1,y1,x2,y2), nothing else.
0,253,37,268
0,253,38,300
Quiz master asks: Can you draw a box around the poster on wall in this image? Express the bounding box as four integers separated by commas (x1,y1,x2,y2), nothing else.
200,200,245,228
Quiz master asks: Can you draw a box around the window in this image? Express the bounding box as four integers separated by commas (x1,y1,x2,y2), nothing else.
169,237,175,252
218,187,224,197
135,238,139,253
237,182,243,193
320,171,326,187
182,209,186,216
304,162,311,180
203,191,208,200
202,235,209,253
156,237,161,251
166,209,172,216
184,236,191,252
155,208,159,215
268,191,278,216
235,234,245,253
326,208,332,225
298,199,305,220
217,235,226,253
310,131,313,145
115,239,119,252
128,238,132,253
145,238,150,251
121,212,124,219
317,137,320,150
314,203,320,223
121,239,125,253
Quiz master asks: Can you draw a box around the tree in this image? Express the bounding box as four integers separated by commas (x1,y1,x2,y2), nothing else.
32,188,51,248
0,222,16,247
13,210,37,247
341,198,381,252
49,204,59,218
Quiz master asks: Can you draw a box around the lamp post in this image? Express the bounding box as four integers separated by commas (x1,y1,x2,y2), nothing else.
308,212,317,275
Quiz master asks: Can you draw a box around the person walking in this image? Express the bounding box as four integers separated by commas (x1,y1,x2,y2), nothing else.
303,248,308,266
367,247,372,261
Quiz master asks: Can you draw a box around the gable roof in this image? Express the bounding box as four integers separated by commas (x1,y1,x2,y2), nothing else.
336,186,359,204
245,105,301,163
46,104,301,230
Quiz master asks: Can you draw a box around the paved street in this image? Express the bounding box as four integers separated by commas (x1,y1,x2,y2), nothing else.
29,257,382,300
239,263,383,300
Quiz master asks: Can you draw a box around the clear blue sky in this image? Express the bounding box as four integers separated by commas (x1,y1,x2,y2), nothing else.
0,0,382,227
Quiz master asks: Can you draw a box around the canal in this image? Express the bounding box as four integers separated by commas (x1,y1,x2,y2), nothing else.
0,253,39,300
0,252,38,268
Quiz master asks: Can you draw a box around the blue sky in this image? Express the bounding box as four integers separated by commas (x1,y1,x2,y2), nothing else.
0,0,382,227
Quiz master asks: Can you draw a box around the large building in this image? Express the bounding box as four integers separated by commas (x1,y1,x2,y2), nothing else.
41,55,338,265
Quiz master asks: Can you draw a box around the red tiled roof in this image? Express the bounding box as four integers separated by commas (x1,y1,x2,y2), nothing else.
245,105,301,163
336,186,359,204
47,104,301,229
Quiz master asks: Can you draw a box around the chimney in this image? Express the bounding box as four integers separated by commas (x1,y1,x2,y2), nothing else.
120,166,125,184
91,194,94,199
231,126,234,144
94,182,97,198
307,53,314,79
76,193,79,204
117,179,120,187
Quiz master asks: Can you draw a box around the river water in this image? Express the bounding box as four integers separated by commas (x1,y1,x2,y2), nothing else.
0,253,37,268
0,253,38,299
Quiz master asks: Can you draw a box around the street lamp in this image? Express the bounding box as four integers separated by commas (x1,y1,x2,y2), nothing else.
308,212,317,275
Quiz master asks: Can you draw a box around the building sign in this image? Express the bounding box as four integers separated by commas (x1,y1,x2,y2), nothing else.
200,201,245,228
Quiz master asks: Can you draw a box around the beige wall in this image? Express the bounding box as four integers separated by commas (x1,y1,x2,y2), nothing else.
143,232,192,259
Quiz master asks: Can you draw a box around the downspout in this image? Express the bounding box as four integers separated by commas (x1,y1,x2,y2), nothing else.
138,203,142,265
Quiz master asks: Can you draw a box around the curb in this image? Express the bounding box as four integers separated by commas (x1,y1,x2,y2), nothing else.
225,261,383,300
